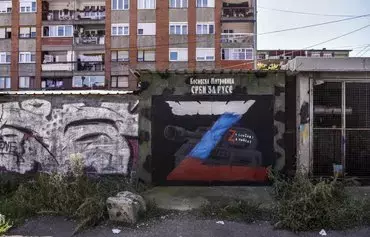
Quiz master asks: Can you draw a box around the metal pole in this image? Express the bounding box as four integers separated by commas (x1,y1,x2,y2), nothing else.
253,0,257,69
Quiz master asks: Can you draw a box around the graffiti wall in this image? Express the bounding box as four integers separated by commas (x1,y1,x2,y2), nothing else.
0,95,139,175
151,95,274,183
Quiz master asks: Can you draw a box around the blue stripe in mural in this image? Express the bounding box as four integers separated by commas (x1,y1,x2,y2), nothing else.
188,113,242,160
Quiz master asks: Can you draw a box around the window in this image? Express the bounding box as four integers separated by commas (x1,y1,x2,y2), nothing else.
19,26,36,38
137,23,156,35
111,50,129,61
138,50,155,61
43,25,73,37
169,0,187,8
0,27,12,39
0,52,11,64
20,0,36,13
42,79,64,89
169,48,188,61
0,77,10,89
221,48,253,60
19,77,35,89
112,24,129,36
19,52,36,63
169,23,188,35
112,0,129,10
138,0,156,9
196,48,215,61
0,1,12,13
111,76,129,88
196,23,214,34
72,76,105,88
196,0,214,8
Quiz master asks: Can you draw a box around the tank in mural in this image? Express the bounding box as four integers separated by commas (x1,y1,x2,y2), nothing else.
0,97,139,175
151,95,274,183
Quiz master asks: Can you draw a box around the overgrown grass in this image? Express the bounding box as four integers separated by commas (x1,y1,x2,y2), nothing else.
271,171,369,232
0,214,12,235
0,170,131,234
200,200,270,223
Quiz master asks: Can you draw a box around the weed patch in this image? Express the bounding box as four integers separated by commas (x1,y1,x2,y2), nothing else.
200,200,270,223
271,172,365,232
0,172,130,234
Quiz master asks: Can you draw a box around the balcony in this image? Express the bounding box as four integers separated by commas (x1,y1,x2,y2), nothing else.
222,2,254,22
77,61,105,71
42,7,105,24
74,36,105,49
221,33,254,48
42,62,74,71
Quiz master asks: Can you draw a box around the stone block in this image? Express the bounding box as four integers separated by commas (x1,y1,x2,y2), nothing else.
106,191,146,224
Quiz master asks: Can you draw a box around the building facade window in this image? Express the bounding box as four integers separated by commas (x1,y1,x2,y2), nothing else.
169,23,188,35
43,25,73,37
0,1,12,13
196,48,215,61
19,52,36,63
72,76,105,88
0,77,10,89
112,24,129,36
19,26,36,38
196,23,214,34
137,23,156,35
138,0,156,9
221,48,253,60
111,50,129,61
138,50,155,61
0,52,11,64
20,0,36,13
0,27,12,39
111,76,129,88
42,79,64,89
169,0,187,8
169,48,188,61
112,0,129,10
19,77,35,89
196,0,214,8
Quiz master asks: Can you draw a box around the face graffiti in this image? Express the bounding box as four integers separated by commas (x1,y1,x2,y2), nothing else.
0,98,139,174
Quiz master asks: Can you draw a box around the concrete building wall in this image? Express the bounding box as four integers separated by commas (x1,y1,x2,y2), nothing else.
196,8,214,22
196,35,215,48
169,9,188,22
0,39,11,50
296,73,312,172
19,63,36,76
0,95,139,175
137,71,286,184
169,35,188,47
111,11,130,23
0,14,11,25
19,13,36,25
137,36,155,48
222,22,254,33
111,36,130,48
19,39,36,51
137,10,156,22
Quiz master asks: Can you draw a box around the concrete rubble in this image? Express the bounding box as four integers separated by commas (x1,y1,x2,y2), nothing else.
106,191,147,224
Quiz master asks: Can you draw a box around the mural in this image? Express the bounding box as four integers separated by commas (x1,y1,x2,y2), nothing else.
151,95,274,183
0,97,139,175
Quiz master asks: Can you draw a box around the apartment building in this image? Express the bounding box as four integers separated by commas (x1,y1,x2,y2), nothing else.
0,0,256,91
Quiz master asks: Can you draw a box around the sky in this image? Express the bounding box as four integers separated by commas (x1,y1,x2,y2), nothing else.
257,0,370,56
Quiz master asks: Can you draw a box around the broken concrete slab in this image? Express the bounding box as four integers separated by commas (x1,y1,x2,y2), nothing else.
106,191,146,224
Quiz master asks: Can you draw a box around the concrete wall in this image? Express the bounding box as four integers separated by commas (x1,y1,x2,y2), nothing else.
296,73,312,172
137,71,286,184
0,95,139,176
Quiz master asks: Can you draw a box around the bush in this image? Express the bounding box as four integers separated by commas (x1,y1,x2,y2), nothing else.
271,172,364,231
0,170,130,233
